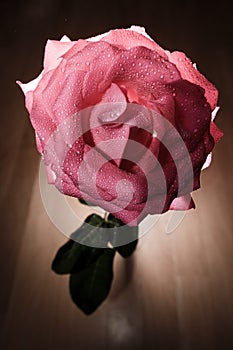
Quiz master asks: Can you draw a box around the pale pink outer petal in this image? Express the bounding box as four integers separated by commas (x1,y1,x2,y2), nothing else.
16,74,42,112
202,153,212,170
87,31,109,42
212,106,220,120
128,26,154,40
60,35,71,42
43,36,76,71
170,194,195,210
45,165,56,184
17,73,42,95
17,36,74,92
87,25,153,42
99,27,168,58
35,133,43,153
17,36,75,112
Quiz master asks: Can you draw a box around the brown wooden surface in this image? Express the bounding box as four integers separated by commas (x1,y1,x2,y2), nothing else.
0,0,232,349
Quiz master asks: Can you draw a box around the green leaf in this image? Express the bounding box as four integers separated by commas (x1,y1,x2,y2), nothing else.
107,214,138,258
52,214,106,274
51,212,139,315
82,213,104,226
69,249,115,315
51,239,83,275
71,214,109,247
78,198,98,206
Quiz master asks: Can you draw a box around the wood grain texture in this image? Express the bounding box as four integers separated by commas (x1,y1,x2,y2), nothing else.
0,1,232,349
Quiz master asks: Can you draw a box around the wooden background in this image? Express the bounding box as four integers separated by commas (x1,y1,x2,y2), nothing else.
0,0,232,349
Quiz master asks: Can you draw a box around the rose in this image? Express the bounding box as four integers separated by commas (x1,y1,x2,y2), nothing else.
17,26,222,226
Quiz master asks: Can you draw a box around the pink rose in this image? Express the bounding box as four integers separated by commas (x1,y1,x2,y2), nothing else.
17,26,222,226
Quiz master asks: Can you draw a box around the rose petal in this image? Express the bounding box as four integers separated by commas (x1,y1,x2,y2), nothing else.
44,39,76,71
89,83,129,166
60,35,71,42
166,51,218,110
17,74,42,112
100,27,168,59
202,153,212,170
210,121,223,143
170,194,195,210
91,83,127,123
170,79,212,151
211,106,220,121
128,26,154,40
45,165,56,184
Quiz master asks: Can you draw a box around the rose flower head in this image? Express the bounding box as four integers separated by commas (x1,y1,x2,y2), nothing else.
17,26,223,226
